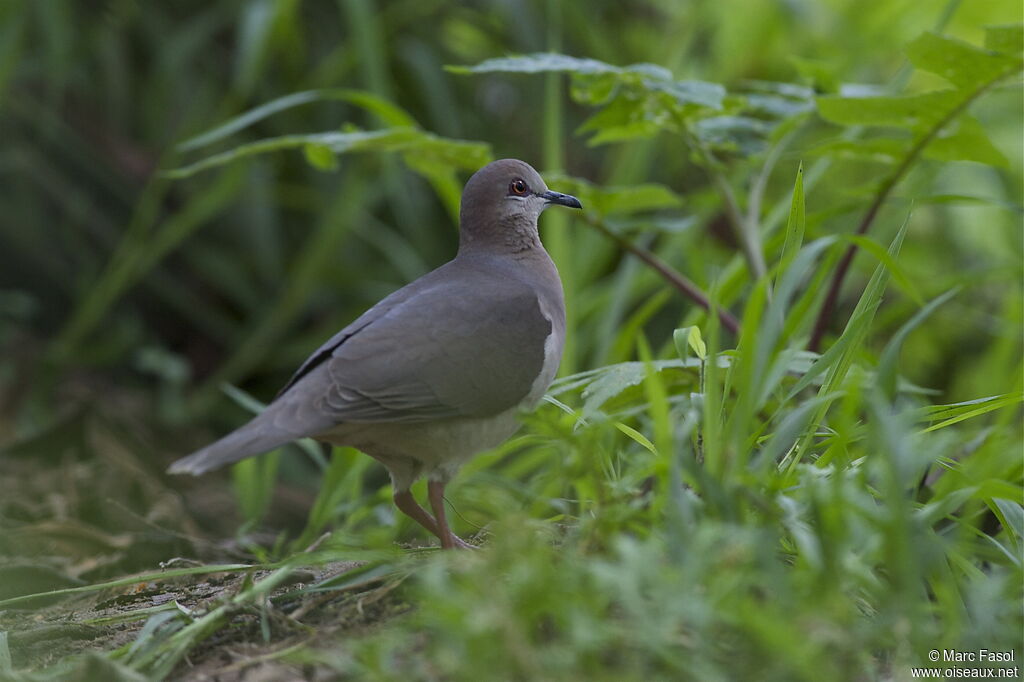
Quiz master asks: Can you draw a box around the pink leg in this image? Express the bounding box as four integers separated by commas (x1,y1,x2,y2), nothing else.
393,489,440,535
427,480,475,550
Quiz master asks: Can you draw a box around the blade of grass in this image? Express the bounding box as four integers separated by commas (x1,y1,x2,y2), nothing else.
0,564,255,610
178,89,417,152
876,287,959,397
789,217,909,470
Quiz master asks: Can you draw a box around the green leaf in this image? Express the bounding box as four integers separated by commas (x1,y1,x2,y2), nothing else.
447,52,626,76
220,382,268,415
452,53,725,105
674,326,707,362
789,220,909,468
895,193,1024,211
577,360,688,419
916,393,1022,422
789,56,840,93
178,89,418,152
992,498,1024,541
753,394,834,471
303,560,405,593
985,24,1024,54
125,610,185,659
576,94,665,145
327,89,421,128
400,132,492,171
594,185,683,214
694,115,773,153
643,79,727,110
745,79,815,101
907,32,1023,89
841,234,922,304
816,91,956,130
687,326,707,360
303,143,339,171
454,54,739,152
454,52,725,118
570,73,620,105
583,115,663,146
810,138,910,164
827,220,909,384
924,116,1009,167
614,422,658,455
764,238,836,363
165,128,488,179
876,288,959,398
291,447,373,550
165,129,406,178
232,449,281,524
673,328,691,363
776,163,805,287
545,175,683,215
402,155,463,221
400,134,493,219
920,392,1024,433
818,120,1009,168
179,91,324,151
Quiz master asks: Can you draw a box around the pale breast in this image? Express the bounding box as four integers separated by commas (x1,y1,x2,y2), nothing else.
522,295,564,408
321,408,522,490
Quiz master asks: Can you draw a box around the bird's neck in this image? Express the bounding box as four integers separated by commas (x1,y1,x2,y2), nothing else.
458,216,542,257
452,239,564,319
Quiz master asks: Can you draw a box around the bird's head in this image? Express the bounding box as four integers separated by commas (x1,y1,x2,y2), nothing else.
458,159,581,253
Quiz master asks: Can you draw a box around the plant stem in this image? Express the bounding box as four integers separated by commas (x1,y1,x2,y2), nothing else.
807,62,1021,351
585,215,741,335
543,0,575,374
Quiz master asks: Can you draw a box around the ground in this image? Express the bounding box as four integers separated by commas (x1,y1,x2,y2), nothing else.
0,400,422,680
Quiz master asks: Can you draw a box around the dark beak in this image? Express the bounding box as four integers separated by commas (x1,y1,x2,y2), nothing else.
540,190,583,209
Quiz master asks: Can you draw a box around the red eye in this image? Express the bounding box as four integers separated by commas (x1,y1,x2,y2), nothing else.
509,179,529,196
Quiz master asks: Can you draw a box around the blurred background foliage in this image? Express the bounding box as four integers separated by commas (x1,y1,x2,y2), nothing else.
0,0,1022,679
2,0,1019,415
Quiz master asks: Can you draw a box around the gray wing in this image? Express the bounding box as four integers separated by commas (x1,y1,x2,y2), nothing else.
302,270,552,424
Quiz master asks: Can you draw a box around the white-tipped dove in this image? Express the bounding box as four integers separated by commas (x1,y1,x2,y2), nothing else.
169,159,582,549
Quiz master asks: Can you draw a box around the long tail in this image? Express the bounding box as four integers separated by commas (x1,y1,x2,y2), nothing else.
167,413,297,475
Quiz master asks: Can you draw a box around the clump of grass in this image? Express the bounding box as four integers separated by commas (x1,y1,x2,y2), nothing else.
316,206,1021,681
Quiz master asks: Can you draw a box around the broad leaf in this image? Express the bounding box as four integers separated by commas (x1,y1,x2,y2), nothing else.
694,115,773,154
816,91,955,130
579,360,686,419
579,97,664,145
448,53,632,76
450,53,724,109
811,138,909,164
924,116,1009,167
907,31,1023,89
985,24,1024,54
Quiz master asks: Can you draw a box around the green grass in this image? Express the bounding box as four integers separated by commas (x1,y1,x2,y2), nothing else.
0,1,1021,680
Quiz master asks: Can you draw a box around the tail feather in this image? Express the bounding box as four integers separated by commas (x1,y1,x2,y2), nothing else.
168,417,296,476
